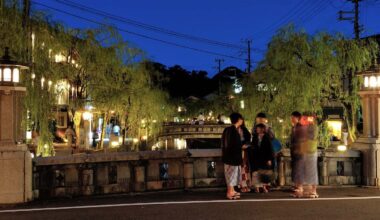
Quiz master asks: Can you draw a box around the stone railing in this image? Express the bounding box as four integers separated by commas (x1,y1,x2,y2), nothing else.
32,148,362,199
278,149,362,186
33,149,224,199
159,124,229,139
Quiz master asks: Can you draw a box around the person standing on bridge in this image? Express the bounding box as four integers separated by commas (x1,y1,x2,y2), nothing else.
249,123,274,193
302,114,319,198
221,112,248,200
238,121,252,193
290,111,307,197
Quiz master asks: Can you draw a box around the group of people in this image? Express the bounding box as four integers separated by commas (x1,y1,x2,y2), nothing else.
221,111,318,200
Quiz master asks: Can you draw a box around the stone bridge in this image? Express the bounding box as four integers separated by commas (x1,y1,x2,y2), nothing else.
32,149,362,199
156,123,229,149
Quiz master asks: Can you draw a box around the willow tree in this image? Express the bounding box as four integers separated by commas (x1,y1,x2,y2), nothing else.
72,26,173,151
0,1,72,156
243,26,378,142
1,1,166,155
124,63,173,150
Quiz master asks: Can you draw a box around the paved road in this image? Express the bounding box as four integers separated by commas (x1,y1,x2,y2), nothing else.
1,187,380,220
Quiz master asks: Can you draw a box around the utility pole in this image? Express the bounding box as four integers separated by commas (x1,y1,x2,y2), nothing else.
338,0,362,40
215,58,224,73
338,0,363,135
215,58,224,95
245,39,252,73
22,0,31,63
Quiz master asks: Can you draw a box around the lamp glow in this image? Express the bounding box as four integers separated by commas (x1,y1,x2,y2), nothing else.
364,76,369,87
12,68,19,83
82,111,92,120
41,77,45,89
26,131,32,140
369,76,377,88
337,145,347,152
3,68,11,81
111,141,119,147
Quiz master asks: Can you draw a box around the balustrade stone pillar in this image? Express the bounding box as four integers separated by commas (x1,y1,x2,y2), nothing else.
183,158,194,189
0,86,33,204
353,90,380,187
320,156,328,186
81,168,94,196
278,156,285,186
134,164,146,192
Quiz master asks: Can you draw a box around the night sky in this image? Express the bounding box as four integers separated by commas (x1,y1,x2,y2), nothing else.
33,0,380,76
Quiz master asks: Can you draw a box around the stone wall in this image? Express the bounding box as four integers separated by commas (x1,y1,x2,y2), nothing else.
33,148,362,199
278,149,361,186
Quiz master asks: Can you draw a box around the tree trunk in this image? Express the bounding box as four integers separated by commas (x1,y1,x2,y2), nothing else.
344,103,357,143
100,111,109,151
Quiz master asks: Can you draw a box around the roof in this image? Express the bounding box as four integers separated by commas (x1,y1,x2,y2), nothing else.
212,66,246,80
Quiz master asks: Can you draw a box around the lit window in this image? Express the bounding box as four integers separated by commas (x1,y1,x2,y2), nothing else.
3,68,11,81
0,68,2,80
12,68,19,83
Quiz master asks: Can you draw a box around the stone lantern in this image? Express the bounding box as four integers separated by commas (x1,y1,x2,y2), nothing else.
353,65,380,186
0,47,33,204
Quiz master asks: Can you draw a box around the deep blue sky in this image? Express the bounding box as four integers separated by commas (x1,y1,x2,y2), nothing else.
33,0,380,76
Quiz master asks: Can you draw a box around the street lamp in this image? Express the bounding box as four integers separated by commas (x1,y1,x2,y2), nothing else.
360,65,380,90
352,64,380,186
0,46,32,204
0,47,29,84
356,65,380,138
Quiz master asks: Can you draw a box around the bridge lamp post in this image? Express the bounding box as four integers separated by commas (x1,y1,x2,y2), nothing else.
0,47,33,204
353,65,380,186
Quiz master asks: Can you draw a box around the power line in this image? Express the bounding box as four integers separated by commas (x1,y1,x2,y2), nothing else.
252,0,322,36
31,1,246,61
54,0,248,51
298,0,330,25
252,0,329,39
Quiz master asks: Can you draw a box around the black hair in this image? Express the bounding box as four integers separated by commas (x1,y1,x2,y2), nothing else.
291,111,302,119
256,123,266,129
256,112,267,118
229,112,243,124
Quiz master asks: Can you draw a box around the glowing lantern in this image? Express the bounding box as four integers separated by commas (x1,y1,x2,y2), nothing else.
0,47,28,84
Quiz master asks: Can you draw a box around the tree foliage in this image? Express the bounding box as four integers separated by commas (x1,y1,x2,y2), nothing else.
243,25,378,142
0,1,172,155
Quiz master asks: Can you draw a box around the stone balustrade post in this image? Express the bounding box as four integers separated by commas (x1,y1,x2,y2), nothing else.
320,155,328,186
278,156,285,186
134,163,146,192
183,158,194,189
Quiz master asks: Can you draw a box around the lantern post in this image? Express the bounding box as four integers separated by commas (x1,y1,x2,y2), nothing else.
0,47,33,204
353,65,380,186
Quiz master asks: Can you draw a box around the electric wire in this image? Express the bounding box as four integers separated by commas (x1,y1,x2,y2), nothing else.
32,1,247,61
54,0,247,50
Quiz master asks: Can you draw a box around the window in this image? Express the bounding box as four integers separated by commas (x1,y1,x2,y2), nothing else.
56,112,68,129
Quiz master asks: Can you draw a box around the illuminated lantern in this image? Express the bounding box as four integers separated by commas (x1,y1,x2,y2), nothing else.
357,65,380,137
0,47,28,84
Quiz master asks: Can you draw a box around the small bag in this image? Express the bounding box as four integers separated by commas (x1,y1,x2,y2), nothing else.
257,169,274,183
